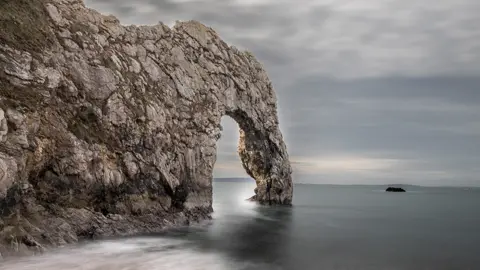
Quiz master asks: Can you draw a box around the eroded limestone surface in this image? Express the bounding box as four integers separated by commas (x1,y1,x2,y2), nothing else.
0,0,292,256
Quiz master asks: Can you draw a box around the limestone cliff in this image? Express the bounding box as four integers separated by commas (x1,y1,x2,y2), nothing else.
0,0,293,256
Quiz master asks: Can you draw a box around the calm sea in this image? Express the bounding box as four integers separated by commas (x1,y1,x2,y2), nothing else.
2,182,480,270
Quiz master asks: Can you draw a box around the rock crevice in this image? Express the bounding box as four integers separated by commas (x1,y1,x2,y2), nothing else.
0,0,293,256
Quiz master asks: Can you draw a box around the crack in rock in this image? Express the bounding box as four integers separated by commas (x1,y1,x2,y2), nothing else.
0,0,293,256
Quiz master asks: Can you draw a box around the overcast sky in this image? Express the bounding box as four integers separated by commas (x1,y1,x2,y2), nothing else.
85,0,480,186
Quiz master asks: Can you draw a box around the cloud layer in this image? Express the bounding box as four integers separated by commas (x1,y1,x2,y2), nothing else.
85,0,480,186
86,0,480,80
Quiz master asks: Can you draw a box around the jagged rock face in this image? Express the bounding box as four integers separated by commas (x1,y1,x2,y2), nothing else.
0,0,292,255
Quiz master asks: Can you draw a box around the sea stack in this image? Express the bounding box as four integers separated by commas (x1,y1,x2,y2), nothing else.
0,0,292,256
386,187,406,192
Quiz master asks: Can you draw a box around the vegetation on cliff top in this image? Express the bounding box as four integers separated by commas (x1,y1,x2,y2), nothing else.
0,0,55,53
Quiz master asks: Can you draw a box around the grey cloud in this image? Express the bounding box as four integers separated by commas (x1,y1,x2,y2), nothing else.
280,77,480,185
84,0,480,186
85,0,480,79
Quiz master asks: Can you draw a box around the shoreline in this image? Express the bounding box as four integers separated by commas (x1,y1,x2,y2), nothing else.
0,208,212,259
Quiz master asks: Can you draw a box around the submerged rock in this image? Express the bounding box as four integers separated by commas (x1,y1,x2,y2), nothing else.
0,0,292,255
386,187,406,192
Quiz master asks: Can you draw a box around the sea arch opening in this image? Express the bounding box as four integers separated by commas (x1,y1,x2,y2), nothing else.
211,103,291,207
212,116,256,209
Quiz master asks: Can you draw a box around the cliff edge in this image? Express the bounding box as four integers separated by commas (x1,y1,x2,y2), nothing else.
0,0,292,256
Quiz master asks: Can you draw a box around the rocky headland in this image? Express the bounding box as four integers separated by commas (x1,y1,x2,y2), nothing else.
0,0,292,256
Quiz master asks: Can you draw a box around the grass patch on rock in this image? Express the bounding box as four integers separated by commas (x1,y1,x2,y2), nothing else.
0,0,56,53
0,81,45,111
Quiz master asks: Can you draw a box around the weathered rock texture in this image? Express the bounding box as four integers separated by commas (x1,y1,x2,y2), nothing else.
0,0,292,256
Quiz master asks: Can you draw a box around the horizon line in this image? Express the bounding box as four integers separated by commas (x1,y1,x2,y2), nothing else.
213,177,480,188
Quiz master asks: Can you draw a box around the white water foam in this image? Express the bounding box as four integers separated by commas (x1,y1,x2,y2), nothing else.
0,237,240,270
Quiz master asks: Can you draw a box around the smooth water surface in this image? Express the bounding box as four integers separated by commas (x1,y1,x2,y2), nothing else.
2,182,480,270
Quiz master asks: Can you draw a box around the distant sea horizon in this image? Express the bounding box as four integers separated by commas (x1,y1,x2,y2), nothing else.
213,177,480,189
4,181,480,269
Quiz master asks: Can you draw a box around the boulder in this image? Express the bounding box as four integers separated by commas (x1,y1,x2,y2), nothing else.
386,187,406,192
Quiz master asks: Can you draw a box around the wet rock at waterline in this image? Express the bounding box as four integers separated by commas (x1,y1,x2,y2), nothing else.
0,0,292,256
386,187,406,192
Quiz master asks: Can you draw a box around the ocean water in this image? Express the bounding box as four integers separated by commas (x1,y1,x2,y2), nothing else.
2,182,480,270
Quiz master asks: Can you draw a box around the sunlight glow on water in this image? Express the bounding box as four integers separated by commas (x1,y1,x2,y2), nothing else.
212,181,256,218
2,183,480,270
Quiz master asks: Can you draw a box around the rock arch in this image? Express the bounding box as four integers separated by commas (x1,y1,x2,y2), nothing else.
223,108,292,204
0,0,292,254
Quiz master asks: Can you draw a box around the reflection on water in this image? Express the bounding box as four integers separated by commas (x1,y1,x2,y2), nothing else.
0,181,291,270
2,182,480,270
